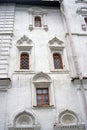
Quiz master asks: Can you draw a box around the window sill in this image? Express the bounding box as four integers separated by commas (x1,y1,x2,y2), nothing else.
33,105,55,109
29,25,48,31
14,70,35,74
50,69,69,74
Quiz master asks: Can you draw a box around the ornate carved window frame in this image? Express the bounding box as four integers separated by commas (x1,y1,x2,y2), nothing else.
48,37,68,73
32,72,55,108
77,7,87,31
16,35,34,72
28,7,48,31
75,0,87,3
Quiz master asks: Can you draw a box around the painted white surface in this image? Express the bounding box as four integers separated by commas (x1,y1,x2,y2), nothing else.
0,0,87,130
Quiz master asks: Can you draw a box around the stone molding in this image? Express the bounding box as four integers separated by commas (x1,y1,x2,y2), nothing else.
0,78,11,90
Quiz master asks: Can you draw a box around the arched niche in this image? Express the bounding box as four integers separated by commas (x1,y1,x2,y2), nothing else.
8,109,40,130
58,110,79,125
54,110,85,130
14,111,35,127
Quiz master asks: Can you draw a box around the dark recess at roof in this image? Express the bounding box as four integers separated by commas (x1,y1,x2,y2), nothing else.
0,0,60,7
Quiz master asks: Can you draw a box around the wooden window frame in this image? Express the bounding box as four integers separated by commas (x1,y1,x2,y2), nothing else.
20,53,29,69
53,53,63,69
36,88,49,106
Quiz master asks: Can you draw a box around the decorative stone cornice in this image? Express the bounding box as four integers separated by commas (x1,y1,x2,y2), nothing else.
49,37,64,50
0,78,11,91
16,35,33,51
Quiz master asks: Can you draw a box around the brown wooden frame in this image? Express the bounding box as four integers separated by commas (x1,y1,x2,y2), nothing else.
36,88,49,106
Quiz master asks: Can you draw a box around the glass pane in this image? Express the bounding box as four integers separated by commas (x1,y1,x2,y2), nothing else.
37,100,42,105
54,58,60,69
43,89,48,94
21,54,29,69
44,95,49,104
37,95,42,100
37,89,42,94
44,95,48,99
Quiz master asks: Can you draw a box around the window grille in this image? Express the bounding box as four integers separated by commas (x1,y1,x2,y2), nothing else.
20,53,29,69
53,53,63,69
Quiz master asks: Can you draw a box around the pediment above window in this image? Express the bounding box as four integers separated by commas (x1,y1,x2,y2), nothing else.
16,35,33,51
49,37,64,50
77,7,87,14
28,7,47,15
32,72,51,85
75,0,87,3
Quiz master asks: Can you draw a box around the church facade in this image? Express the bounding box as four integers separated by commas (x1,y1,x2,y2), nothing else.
0,0,87,130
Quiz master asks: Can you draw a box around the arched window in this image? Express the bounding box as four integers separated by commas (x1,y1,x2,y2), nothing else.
34,16,41,27
53,53,63,69
20,53,29,69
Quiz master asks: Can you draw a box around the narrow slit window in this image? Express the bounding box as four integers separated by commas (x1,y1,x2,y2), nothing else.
53,53,63,69
36,88,49,106
35,16,41,27
20,53,29,69
84,17,87,26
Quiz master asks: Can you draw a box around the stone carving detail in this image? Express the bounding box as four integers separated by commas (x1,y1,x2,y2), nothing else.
59,110,78,125
16,35,33,51
32,72,51,84
49,37,64,50
15,112,34,126
9,110,40,130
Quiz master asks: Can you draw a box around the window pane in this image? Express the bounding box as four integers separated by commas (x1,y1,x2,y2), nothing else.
43,89,48,94
54,58,60,69
37,89,42,94
44,95,49,105
37,100,42,105
37,95,42,100
20,53,29,69
36,88,49,106
53,53,63,69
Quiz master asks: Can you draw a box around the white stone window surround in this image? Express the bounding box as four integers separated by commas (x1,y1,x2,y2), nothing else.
48,37,69,73
32,72,55,108
75,0,87,3
28,7,48,31
16,35,34,72
77,7,87,31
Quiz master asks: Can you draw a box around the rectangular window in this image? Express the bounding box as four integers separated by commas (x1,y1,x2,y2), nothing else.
36,88,49,106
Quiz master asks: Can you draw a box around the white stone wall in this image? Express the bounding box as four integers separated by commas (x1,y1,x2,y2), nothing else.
0,1,87,130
